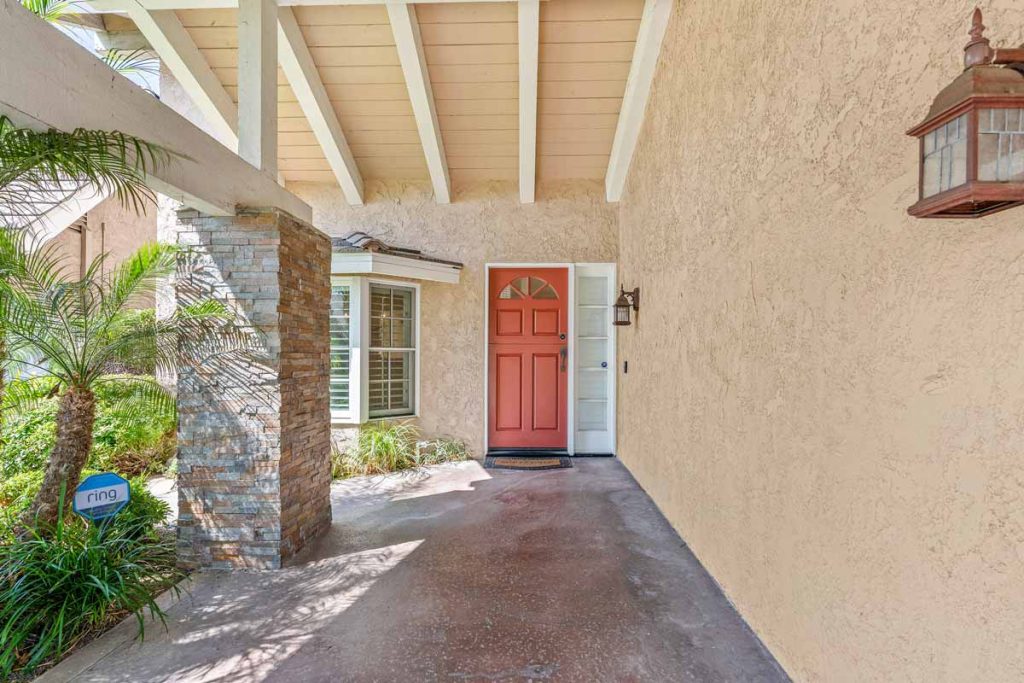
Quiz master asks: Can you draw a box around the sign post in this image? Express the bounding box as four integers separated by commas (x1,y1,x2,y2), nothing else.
73,472,131,523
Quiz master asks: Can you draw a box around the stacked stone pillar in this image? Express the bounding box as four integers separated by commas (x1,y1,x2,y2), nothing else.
172,208,332,569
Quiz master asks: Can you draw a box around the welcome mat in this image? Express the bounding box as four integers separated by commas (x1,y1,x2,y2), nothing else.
484,456,573,471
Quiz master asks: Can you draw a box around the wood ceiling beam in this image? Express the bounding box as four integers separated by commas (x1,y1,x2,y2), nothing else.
122,0,238,148
387,2,450,204
517,0,538,204
605,0,672,203
237,0,277,176
278,7,363,204
89,0,544,11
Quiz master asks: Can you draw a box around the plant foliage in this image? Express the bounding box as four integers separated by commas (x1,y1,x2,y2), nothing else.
1,375,176,479
0,115,170,219
0,503,183,678
331,422,469,478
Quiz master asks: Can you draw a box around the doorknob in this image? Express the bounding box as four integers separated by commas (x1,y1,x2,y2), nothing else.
560,346,567,372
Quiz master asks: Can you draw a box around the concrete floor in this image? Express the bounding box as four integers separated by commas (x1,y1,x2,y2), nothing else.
46,459,789,682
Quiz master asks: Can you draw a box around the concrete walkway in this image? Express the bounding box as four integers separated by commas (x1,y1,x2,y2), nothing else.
44,459,788,682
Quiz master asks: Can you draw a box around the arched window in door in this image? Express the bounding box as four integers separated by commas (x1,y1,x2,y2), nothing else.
498,276,559,300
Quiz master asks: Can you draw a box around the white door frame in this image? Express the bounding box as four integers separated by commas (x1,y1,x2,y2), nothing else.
483,263,575,455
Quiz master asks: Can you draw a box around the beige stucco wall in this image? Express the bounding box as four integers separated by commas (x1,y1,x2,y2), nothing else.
47,195,156,293
616,1,1024,681
291,180,617,456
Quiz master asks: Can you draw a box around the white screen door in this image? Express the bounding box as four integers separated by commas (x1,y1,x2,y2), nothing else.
574,264,616,454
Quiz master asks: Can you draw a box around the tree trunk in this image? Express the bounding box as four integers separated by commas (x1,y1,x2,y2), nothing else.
23,386,96,532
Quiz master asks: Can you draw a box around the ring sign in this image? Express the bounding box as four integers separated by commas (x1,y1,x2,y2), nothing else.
73,473,131,521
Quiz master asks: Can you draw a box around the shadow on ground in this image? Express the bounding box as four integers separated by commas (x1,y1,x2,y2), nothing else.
56,459,790,683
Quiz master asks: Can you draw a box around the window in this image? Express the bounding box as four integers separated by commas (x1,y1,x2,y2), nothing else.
369,284,416,418
329,277,419,423
329,283,351,416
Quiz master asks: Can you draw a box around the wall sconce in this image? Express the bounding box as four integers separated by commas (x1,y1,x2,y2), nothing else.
907,9,1024,219
613,286,640,326
909,10,1024,219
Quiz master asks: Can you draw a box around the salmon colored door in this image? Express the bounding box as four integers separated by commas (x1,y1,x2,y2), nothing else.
488,268,569,450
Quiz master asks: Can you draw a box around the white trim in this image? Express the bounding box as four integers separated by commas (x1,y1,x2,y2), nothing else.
331,252,461,284
605,0,672,202
517,0,539,204
329,276,355,423
482,263,576,455
387,3,450,204
329,275,421,425
278,7,364,205
366,278,421,421
237,0,278,176
123,0,238,148
573,263,617,454
89,0,541,10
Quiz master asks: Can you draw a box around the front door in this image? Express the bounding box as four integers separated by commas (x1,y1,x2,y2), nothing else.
488,268,569,450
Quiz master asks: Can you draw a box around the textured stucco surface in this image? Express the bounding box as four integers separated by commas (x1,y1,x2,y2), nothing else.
616,1,1024,681
292,180,618,455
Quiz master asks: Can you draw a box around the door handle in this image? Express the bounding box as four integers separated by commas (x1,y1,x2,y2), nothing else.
560,346,567,372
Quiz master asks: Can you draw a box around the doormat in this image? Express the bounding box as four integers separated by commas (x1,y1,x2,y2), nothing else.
484,456,573,471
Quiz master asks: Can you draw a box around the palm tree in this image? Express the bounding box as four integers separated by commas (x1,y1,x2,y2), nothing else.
0,231,240,530
0,116,167,450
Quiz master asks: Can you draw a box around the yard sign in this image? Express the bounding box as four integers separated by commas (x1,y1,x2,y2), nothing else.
73,472,131,521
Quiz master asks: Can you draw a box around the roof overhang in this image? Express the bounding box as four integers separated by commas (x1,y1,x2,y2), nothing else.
332,251,461,284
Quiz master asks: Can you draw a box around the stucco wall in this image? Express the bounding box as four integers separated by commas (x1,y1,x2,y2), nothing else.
291,180,618,455
616,1,1024,681
47,195,156,286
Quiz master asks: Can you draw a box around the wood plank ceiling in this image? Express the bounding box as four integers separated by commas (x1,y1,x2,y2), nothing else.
175,0,644,188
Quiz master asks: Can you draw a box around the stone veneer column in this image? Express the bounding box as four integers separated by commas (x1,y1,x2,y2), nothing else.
173,207,332,569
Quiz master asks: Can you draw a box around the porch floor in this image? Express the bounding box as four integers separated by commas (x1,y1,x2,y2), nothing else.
46,459,789,682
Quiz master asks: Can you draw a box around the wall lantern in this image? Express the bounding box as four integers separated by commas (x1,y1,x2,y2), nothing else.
907,9,1024,219
613,286,640,326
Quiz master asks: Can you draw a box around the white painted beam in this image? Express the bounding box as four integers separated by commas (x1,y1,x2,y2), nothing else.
386,2,450,204
278,7,363,204
237,0,277,176
0,0,310,220
605,0,672,203
122,0,238,147
517,0,538,204
90,0,539,10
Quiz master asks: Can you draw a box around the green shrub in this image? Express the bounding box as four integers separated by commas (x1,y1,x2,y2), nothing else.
331,422,470,479
0,507,184,678
0,470,170,541
0,375,176,480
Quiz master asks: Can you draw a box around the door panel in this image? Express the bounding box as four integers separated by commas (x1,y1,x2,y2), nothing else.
532,353,560,430
489,267,568,449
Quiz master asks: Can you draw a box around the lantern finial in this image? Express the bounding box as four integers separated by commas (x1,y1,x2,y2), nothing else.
964,7,993,68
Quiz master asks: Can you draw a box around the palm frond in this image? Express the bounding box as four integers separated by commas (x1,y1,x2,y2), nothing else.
0,116,171,217
101,49,159,77
20,0,76,22
92,375,174,424
1,375,59,420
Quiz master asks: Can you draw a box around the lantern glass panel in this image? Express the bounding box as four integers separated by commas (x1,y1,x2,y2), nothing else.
922,113,969,198
979,108,1024,182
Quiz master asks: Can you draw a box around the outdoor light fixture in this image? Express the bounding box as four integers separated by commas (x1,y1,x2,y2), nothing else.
613,286,640,326
907,9,1024,218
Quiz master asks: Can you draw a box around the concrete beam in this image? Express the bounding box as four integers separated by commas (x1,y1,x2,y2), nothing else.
0,0,310,220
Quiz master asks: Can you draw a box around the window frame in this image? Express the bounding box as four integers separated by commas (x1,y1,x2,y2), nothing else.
329,275,421,425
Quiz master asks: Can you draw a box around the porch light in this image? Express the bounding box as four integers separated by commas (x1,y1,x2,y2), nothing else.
907,9,1024,219
613,286,640,326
